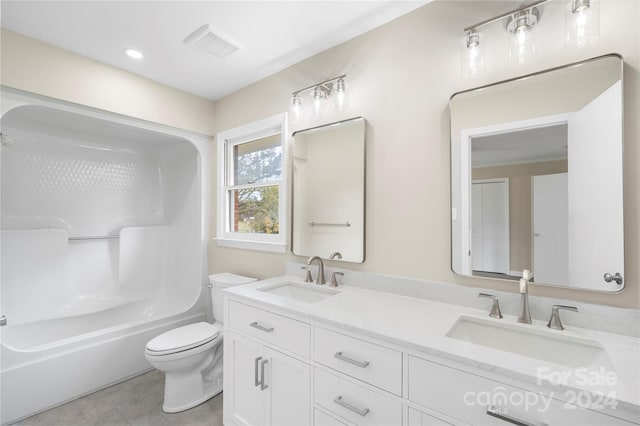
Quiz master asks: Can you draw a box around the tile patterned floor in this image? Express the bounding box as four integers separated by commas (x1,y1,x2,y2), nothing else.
12,370,223,426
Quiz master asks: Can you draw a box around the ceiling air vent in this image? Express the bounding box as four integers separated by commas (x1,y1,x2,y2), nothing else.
183,24,243,58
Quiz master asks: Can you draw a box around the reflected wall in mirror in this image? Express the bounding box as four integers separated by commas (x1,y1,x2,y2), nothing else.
292,117,365,263
451,54,623,292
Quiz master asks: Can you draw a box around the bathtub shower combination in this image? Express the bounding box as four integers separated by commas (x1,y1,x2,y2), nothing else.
0,89,211,424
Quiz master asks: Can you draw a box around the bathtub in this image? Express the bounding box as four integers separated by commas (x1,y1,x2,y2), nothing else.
0,88,211,424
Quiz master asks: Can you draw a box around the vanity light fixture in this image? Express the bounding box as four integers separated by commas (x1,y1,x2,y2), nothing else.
290,75,347,123
461,0,599,76
462,0,547,75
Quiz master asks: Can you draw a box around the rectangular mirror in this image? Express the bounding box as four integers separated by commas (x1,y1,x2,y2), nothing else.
292,117,365,263
451,54,624,292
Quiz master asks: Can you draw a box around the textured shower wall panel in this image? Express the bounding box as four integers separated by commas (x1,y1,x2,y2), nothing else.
0,134,163,235
0,230,70,324
0,130,168,323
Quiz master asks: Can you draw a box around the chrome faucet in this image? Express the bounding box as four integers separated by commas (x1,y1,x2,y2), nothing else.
307,256,326,284
517,270,532,324
329,252,342,260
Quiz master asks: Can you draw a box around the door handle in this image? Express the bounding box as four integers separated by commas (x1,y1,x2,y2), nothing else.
260,359,269,390
603,272,623,285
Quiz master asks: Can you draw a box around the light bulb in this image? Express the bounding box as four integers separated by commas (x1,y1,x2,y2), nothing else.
507,11,537,64
460,29,484,78
335,78,347,111
290,94,302,123
312,86,325,118
565,0,599,48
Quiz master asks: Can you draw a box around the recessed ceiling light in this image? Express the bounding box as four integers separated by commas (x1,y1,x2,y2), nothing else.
125,48,143,60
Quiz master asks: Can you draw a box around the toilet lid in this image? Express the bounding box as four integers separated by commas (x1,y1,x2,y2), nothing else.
146,322,220,354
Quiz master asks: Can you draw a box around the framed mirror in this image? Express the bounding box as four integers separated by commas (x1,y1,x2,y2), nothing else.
451,54,624,292
292,117,365,263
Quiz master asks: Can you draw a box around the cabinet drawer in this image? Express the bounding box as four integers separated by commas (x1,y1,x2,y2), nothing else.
314,368,402,426
314,327,402,395
408,356,633,426
228,301,310,357
407,407,453,426
314,408,349,426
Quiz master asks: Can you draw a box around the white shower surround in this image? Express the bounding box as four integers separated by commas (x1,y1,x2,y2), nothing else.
0,88,211,424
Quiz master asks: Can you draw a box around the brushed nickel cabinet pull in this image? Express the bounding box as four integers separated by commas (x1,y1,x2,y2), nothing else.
260,359,269,390
250,321,274,333
254,356,262,387
334,351,370,368
333,395,369,417
486,405,535,426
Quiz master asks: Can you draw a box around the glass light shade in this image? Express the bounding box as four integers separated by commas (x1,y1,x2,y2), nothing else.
334,78,348,112
565,0,600,48
312,88,323,119
460,30,485,78
507,12,537,65
290,94,302,123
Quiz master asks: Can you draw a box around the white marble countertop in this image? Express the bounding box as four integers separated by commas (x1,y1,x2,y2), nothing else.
224,276,640,422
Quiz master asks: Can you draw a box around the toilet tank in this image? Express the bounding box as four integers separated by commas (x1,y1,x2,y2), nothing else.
209,273,256,325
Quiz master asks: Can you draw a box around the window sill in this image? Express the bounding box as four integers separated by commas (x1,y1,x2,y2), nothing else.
214,238,288,254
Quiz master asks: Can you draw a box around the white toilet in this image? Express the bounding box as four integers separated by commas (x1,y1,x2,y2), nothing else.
145,273,256,413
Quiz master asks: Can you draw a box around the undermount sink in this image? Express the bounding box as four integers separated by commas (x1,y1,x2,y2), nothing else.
446,316,612,369
258,282,339,303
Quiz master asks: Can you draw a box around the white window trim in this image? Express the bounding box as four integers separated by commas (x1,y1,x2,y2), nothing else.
215,113,288,253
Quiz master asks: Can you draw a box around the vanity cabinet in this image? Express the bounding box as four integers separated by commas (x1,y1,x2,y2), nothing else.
224,297,637,426
224,302,311,426
408,355,633,426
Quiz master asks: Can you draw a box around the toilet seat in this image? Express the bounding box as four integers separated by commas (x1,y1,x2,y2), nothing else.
146,322,220,356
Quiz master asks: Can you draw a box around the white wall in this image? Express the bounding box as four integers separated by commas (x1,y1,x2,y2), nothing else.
211,0,640,309
0,29,216,135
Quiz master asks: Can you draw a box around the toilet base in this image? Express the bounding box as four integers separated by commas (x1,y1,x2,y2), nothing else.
146,332,224,414
162,385,222,413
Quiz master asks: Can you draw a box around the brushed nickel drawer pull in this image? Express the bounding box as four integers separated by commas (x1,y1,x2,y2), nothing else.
334,351,370,368
250,321,274,333
486,406,535,426
333,395,369,417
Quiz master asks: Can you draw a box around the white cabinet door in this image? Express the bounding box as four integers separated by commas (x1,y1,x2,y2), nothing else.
226,332,265,426
225,332,311,426
265,347,311,426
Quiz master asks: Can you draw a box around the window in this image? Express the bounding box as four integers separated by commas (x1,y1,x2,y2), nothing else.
216,113,287,252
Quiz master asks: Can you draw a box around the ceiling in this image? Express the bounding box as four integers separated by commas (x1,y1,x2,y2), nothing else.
1,1,428,101
472,124,568,168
